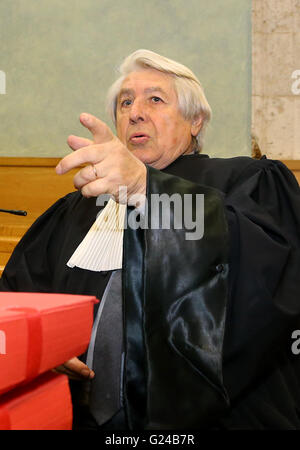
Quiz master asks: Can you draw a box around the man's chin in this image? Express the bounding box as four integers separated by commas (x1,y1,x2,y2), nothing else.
131,147,156,164
134,153,166,169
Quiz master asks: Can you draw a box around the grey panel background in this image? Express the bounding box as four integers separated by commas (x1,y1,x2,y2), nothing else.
0,0,251,158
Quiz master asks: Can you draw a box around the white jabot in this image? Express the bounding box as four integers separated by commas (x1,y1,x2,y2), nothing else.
67,198,127,272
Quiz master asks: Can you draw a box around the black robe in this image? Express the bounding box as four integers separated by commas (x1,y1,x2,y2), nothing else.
1,154,300,429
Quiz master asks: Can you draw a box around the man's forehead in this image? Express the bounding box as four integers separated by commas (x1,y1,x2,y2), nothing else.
119,69,175,96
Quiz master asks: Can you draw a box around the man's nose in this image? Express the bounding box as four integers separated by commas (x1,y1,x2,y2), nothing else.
129,100,146,123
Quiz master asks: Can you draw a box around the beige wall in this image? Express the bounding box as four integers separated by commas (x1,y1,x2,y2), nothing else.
0,0,251,159
252,0,300,159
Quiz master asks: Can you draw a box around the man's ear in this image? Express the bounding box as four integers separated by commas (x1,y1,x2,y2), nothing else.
191,115,203,137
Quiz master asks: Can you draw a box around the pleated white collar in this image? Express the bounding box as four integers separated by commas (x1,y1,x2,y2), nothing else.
67,198,127,272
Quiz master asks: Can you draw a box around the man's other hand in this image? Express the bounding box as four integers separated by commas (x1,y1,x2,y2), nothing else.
53,356,95,381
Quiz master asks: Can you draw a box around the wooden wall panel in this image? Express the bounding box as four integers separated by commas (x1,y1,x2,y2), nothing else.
282,160,300,185
0,158,78,275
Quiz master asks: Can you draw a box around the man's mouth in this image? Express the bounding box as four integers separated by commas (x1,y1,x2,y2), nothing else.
129,133,150,145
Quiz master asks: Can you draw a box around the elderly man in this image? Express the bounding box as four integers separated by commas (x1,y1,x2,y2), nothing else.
1,50,300,430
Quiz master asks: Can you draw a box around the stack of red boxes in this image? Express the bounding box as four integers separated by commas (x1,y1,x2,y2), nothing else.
0,292,98,430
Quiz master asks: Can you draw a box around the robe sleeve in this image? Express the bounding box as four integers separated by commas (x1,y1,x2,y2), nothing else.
223,158,300,397
0,194,73,293
123,158,300,429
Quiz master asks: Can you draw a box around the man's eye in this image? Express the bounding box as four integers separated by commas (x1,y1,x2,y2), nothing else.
151,96,162,103
121,99,132,107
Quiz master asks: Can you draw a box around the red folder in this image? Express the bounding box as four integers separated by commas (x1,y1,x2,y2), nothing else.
0,292,98,394
0,371,72,430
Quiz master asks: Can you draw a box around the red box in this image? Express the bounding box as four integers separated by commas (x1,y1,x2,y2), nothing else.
0,292,98,394
0,371,73,430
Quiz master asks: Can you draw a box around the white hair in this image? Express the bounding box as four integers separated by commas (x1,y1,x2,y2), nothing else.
106,49,212,152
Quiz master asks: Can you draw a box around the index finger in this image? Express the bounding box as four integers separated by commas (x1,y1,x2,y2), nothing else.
80,113,114,144
67,134,93,151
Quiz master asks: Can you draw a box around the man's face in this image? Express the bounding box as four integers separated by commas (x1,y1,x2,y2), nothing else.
116,69,201,169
